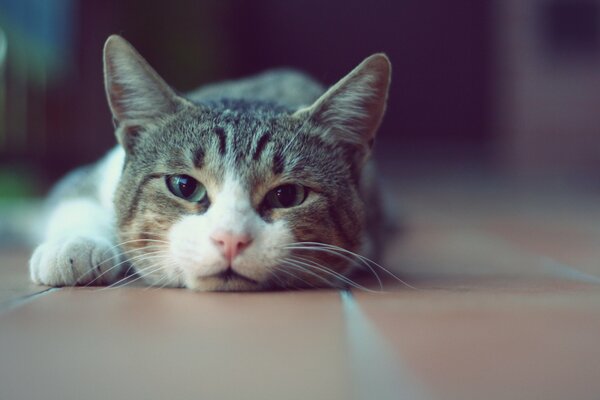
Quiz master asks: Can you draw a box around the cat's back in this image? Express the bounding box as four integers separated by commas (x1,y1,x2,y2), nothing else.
187,69,324,110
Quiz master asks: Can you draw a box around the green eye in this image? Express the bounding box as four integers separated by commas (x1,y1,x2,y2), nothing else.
265,184,307,209
166,175,207,202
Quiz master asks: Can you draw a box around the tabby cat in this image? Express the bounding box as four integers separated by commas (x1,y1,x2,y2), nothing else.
29,35,391,291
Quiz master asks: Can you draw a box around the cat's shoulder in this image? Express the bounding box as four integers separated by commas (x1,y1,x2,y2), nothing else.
47,147,124,210
186,69,324,110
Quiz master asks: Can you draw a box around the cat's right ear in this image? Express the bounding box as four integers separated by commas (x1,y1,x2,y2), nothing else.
103,35,185,151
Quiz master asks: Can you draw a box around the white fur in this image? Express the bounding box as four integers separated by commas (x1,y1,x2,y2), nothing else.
29,42,389,290
29,149,295,290
30,196,121,286
98,146,125,210
166,175,293,290
44,199,113,240
30,235,120,286
30,148,124,286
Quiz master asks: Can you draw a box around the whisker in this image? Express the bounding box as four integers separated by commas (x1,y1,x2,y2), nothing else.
101,262,167,290
99,237,169,258
286,257,381,293
113,238,170,247
287,246,383,290
95,238,169,262
143,263,180,291
281,260,335,288
293,253,383,291
118,250,175,282
130,263,171,287
120,230,167,238
285,242,417,290
280,111,312,156
82,250,169,287
267,269,289,289
83,237,169,286
98,244,166,265
274,262,318,289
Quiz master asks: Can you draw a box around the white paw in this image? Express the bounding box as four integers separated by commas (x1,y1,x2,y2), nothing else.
29,236,122,286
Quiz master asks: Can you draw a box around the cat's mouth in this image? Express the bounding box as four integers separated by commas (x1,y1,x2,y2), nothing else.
189,267,262,292
184,265,265,291
207,268,259,285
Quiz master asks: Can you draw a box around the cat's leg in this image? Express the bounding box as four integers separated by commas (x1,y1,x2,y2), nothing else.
29,198,123,286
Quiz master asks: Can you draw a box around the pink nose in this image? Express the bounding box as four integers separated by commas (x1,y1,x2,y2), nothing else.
210,231,253,262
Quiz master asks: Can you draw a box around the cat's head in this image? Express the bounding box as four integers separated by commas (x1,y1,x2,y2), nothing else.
103,35,391,291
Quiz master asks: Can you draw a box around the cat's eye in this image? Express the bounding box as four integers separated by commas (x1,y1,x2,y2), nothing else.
265,184,307,209
166,175,207,202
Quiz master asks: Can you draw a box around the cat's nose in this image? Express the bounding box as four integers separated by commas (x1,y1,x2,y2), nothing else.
210,231,253,262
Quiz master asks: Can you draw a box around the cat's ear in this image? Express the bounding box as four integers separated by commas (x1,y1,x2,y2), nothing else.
103,35,185,150
294,53,391,163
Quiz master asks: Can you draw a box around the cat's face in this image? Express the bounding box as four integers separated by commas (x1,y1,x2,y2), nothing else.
103,35,390,291
115,108,365,290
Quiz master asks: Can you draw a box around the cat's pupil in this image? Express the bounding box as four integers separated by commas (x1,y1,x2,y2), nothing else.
264,184,307,209
177,176,197,198
275,185,298,207
167,174,206,202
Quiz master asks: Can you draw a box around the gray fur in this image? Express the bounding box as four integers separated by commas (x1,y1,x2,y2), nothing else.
188,68,324,109
30,34,391,291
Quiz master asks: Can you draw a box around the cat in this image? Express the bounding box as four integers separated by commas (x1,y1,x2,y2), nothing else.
29,34,391,291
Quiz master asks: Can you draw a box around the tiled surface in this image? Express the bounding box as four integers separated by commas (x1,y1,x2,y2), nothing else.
1,179,600,400
0,288,352,400
354,284,600,400
0,249,49,308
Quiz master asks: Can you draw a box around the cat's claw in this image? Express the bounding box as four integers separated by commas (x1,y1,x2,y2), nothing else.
29,237,122,286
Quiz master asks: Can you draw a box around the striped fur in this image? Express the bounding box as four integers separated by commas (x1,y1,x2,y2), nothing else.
29,35,391,291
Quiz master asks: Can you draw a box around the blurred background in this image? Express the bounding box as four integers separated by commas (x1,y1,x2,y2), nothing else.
1,0,600,241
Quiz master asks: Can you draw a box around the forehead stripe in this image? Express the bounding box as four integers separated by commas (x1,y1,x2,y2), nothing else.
272,152,285,175
193,147,204,169
214,126,227,155
122,173,161,225
252,132,271,161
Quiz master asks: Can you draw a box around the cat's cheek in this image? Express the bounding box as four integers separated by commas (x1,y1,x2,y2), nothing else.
141,269,183,288
167,215,225,285
231,219,294,282
166,214,295,290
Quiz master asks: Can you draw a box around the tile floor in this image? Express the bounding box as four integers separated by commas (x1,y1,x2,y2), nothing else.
1,177,600,400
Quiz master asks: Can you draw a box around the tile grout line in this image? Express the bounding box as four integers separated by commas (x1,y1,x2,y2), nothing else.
540,256,600,284
0,287,60,314
482,229,600,284
339,290,431,400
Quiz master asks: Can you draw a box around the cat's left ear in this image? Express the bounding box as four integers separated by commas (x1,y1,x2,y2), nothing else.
294,53,391,163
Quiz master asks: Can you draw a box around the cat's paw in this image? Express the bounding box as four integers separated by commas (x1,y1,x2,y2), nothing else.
29,236,122,286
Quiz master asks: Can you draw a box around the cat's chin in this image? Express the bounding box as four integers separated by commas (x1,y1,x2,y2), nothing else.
185,275,264,292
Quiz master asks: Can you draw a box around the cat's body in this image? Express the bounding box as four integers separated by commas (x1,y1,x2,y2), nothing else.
29,35,391,291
